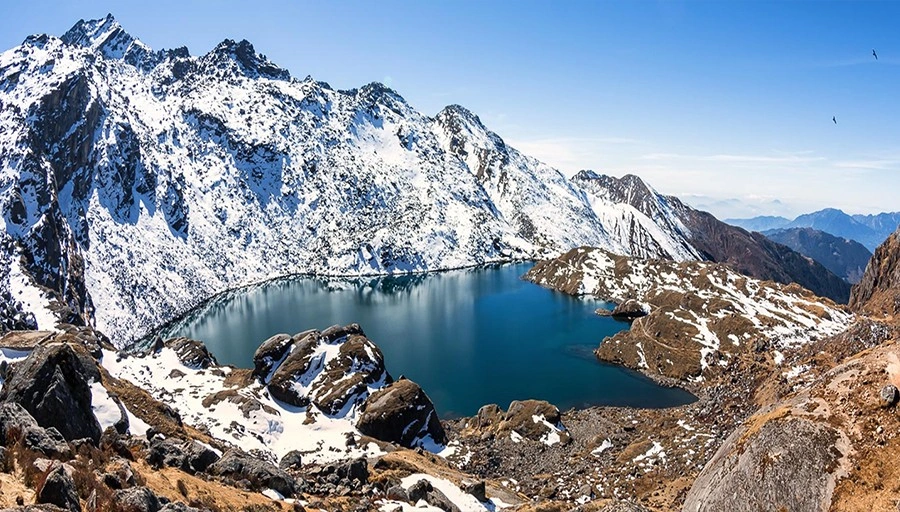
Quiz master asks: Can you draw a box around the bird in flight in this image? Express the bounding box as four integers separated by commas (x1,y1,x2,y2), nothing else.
833,116,837,124
873,49,878,60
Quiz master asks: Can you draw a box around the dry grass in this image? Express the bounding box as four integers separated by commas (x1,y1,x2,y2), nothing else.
131,460,296,512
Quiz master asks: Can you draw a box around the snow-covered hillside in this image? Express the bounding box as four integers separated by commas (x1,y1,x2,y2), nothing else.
0,15,702,344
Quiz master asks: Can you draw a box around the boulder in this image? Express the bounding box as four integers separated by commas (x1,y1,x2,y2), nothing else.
682,416,843,512
35,462,81,512
0,403,72,458
0,506,68,511
879,384,898,408
112,486,161,512
356,379,447,447
147,438,219,474
163,338,217,369
462,480,486,502
0,343,102,443
206,449,297,497
252,333,295,380
278,450,303,470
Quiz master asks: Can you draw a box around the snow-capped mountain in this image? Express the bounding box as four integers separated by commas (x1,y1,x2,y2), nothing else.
0,15,701,344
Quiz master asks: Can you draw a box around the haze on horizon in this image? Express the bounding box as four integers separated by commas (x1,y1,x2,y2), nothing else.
2,0,898,220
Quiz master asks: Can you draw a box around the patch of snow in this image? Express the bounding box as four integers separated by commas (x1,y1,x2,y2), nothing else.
90,381,123,432
591,439,613,456
400,473,510,511
509,431,523,443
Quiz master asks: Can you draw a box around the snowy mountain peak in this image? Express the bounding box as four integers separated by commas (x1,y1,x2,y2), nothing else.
61,14,152,64
202,38,290,81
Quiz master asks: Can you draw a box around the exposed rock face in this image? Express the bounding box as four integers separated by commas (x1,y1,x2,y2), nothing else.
206,449,297,497
525,247,853,383
850,227,900,318
764,227,872,284
267,324,390,415
573,172,852,303
162,338,217,369
0,403,71,458
684,337,900,511
468,400,571,445
683,416,843,512
0,343,102,443
35,462,81,512
357,379,447,447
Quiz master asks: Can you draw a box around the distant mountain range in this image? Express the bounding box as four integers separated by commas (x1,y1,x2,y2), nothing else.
764,227,872,284
0,15,852,343
726,209,900,251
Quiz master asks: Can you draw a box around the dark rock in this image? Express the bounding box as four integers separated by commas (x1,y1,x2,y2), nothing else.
206,449,297,497
36,462,81,512
164,338,217,369
146,438,218,474
184,441,219,473
407,479,432,503
252,333,294,380
146,437,187,470
0,343,102,443
336,457,368,483
278,450,302,470
113,486,161,512
462,480,486,502
0,446,7,472
0,403,72,458
425,487,461,512
357,379,447,447
385,485,409,502
595,501,650,512
879,384,898,408
102,472,123,490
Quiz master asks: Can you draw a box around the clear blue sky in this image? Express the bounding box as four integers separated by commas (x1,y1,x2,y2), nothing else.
2,1,899,218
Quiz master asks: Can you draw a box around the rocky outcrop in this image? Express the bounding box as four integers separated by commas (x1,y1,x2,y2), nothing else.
607,299,649,320
849,227,900,318
146,437,219,474
526,247,853,383
252,333,296,380
683,337,900,511
162,338,217,369
682,416,843,511
206,449,297,497
0,343,102,443
35,462,81,512
0,403,72,458
267,324,390,415
357,379,447,447
468,400,571,445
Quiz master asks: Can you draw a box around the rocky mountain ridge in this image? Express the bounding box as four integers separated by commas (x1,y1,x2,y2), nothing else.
0,15,723,346
764,227,872,284
728,208,900,251
0,15,851,347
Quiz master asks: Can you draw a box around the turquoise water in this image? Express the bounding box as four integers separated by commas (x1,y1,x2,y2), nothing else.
171,263,695,418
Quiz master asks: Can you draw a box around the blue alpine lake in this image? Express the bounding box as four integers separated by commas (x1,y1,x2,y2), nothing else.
168,263,695,418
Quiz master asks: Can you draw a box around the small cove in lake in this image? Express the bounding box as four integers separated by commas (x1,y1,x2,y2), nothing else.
168,263,695,418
